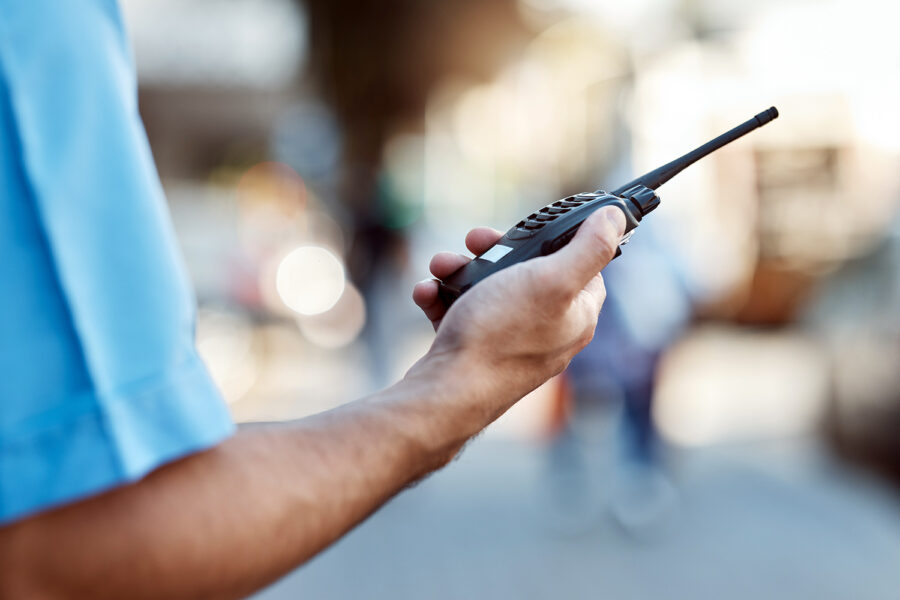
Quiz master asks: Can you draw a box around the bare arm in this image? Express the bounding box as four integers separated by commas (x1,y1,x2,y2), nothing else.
0,207,625,600
0,357,486,600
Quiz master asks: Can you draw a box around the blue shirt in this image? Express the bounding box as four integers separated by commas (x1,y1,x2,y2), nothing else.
0,0,234,524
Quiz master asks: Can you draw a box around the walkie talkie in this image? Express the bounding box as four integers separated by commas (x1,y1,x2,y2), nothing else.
438,107,779,306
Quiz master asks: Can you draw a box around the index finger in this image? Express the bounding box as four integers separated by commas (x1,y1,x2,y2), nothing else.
465,227,504,256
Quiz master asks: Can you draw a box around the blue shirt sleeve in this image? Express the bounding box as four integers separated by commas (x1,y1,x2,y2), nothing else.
0,0,235,524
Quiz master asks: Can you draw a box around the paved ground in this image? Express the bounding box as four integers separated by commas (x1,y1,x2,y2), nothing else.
253,437,900,600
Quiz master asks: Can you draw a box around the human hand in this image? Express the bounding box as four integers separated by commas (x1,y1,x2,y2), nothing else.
412,206,626,403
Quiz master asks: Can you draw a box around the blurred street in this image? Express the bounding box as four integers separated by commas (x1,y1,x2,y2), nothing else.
255,438,900,599
5,0,900,597
115,0,900,596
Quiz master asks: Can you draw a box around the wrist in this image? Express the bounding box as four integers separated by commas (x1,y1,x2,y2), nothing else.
395,347,506,457
413,338,554,408
406,345,495,408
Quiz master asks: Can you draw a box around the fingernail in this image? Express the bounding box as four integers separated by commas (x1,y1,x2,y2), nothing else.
602,206,626,235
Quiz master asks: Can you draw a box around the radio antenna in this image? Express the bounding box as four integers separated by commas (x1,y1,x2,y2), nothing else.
612,107,778,196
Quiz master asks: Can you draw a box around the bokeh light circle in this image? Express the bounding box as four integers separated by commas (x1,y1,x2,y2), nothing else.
275,246,346,315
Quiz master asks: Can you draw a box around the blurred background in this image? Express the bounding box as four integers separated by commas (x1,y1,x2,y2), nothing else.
121,0,900,597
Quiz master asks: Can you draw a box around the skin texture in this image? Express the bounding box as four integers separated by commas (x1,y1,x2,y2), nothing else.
0,206,626,600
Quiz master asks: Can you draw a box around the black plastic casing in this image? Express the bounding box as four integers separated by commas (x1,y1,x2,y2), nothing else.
438,185,659,306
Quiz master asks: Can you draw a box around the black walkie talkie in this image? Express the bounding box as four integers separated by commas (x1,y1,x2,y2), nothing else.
438,107,779,306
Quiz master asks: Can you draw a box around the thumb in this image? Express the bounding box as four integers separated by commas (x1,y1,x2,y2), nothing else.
538,206,626,297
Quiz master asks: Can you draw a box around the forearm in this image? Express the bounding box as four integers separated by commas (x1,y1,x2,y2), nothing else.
0,352,502,600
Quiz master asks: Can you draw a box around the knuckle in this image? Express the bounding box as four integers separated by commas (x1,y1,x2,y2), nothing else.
580,318,596,340
568,300,599,349
578,325,595,349
577,287,603,319
589,292,607,316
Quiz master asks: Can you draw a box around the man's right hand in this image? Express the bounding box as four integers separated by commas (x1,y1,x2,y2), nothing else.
412,206,626,405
